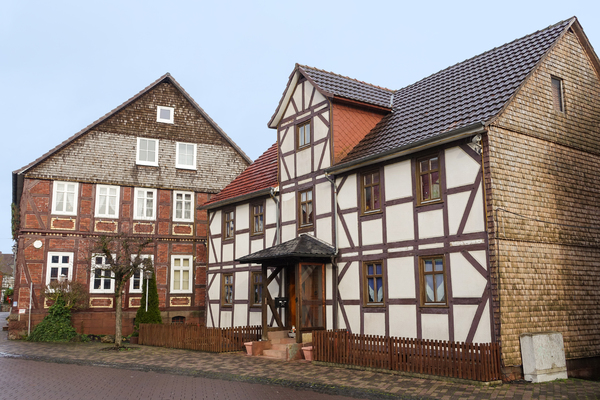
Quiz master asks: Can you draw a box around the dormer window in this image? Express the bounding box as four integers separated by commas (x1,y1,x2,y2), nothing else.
551,77,564,112
157,106,174,124
297,120,311,149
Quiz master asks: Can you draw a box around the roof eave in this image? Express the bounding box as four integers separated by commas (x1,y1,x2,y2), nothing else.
199,187,275,211
326,122,487,176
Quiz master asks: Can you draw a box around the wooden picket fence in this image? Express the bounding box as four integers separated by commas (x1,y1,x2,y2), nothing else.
138,324,262,353
313,330,502,382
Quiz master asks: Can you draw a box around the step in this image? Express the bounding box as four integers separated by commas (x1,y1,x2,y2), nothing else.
262,348,287,360
269,337,296,345
267,330,289,340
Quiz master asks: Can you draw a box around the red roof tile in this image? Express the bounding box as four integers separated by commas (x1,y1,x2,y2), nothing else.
203,143,278,207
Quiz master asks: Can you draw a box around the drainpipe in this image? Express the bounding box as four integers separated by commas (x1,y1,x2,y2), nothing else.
325,173,339,329
269,187,280,245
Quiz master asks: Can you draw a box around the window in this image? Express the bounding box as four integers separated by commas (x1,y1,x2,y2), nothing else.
297,120,311,149
176,142,197,170
136,138,159,166
417,155,441,205
171,255,193,293
222,273,233,306
46,252,73,286
420,256,447,306
134,188,157,220
362,171,381,213
90,255,115,294
95,185,120,219
299,189,313,227
223,210,235,239
129,255,153,294
157,106,174,124
250,271,262,306
52,181,78,215
551,77,564,112
363,261,384,306
251,203,264,234
173,191,194,222
172,316,186,324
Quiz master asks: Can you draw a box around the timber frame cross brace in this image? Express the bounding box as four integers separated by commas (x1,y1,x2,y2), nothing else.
262,265,285,338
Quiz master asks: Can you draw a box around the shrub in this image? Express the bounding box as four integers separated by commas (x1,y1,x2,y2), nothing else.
28,296,78,342
134,271,162,332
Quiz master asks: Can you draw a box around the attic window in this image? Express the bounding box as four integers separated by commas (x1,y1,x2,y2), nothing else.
551,77,564,112
157,106,174,124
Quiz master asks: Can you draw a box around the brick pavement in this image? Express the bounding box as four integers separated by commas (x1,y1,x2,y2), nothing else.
1,313,599,399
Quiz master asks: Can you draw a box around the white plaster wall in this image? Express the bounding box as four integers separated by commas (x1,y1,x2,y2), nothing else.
221,311,232,328
338,213,358,249
326,305,333,330
236,203,249,231
222,243,234,263
266,198,277,225
208,273,220,301
447,191,470,236
450,252,487,298
249,311,262,327
326,264,333,300
280,125,294,154
445,146,480,189
364,313,386,336
292,84,303,113
320,142,331,169
283,155,294,181
268,278,280,299
235,233,249,260
314,112,329,141
312,88,327,107
421,314,449,341
473,301,492,343
296,149,311,177
208,304,219,327
281,224,296,243
387,257,415,299
316,217,332,247
344,305,360,333
386,202,414,243
210,210,222,235
453,305,478,342
250,239,264,254
337,174,357,210
266,228,276,248
463,184,485,234
469,250,487,270
384,160,412,200
281,192,296,222
313,142,325,171
315,182,331,215
210,237,221,263
234,304,248,327
418,209,444,239
361,218,383,246
338,262,360,300
235,271,249,301
337,305,347,330
389,305,417,338
283,101,295,119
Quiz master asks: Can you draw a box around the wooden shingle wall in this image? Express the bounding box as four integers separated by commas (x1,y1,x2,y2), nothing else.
487,30,600,366
26,82,248,193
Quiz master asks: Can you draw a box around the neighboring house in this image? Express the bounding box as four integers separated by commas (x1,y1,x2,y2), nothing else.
11,74,251,337
0,252,15,300
201,17,600,379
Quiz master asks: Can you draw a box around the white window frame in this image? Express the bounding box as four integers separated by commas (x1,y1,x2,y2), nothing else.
51,181,79,216
175,142,197,170
136,138,159,166
129,254,153,294
157,106,174,124
170,255,193,294
95,185,120,219
173,191,194,222
46,252,74,286
90,254,115,294
133,188,158,220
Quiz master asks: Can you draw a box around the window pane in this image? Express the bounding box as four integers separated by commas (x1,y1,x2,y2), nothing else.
365,174,372,186
420,160,429,172
183,258,189,267
184,202,191,220
174,258,180,267
365,188,372,210
62,256,69,263
376,264,382,275
50,267,58,279
435,274,445,302
434,259,443,272
182,270,189,290
174,270,180,291
431,171,440,199
430,157,438,170
425,275,434,302
421,175,430,201
66,193,74,212
108,197,116,215
373,172,379,184
368,277,375,302
56,192,64,211
95,257,103,265
373,185,380,210
98,195,107,215
424,260,433,272
52,256,59,263
103,276,111,290
376,277,383,302
160,108,171,120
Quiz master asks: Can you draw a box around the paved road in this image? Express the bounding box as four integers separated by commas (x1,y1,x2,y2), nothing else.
0,357,361,400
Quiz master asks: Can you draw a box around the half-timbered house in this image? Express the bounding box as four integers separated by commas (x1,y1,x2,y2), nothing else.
10,74,251,338
202,17,600,378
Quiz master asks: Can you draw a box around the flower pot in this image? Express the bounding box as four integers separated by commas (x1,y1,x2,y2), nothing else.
288,332,296,338
244,342,253,355
129,336,138,345
302,346,314,361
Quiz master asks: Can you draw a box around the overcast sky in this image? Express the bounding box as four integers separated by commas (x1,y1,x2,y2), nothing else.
2,1,599,254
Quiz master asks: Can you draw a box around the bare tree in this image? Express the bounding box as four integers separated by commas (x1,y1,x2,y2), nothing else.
91,234,154,347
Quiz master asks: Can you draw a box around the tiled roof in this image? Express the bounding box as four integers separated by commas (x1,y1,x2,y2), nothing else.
202,143,279,208
340,18,574,164
236,234,335,263
299,65,394,109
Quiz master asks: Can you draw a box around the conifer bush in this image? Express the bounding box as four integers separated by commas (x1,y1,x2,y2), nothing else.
134,271,162,333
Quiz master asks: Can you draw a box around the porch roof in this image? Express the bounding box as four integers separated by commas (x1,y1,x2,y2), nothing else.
235,234,335,263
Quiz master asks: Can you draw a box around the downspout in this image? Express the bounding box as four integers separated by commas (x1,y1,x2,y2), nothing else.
269,188,280,245
325,173,339,329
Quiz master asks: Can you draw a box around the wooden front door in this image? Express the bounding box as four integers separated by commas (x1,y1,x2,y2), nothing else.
297,263,325,333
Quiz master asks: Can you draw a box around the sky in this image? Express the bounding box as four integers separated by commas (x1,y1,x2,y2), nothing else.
1,0,599,254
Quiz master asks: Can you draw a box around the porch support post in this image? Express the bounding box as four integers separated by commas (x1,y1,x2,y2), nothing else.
295,263,301,344
261,264,268,340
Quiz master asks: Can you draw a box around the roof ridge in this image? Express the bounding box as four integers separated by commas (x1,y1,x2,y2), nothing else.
298,64,395,93
394,17,574,94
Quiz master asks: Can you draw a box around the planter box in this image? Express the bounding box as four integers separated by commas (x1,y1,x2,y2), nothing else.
302,346,314,361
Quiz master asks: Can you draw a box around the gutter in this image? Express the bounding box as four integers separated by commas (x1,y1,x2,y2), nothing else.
326,122,486,175
198,188,274,211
